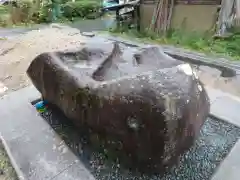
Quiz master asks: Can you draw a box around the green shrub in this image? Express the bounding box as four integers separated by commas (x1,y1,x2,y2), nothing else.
0,5,8,14
0,6,9,26
17,0,34,21
110,28,240,60
36,2,52,23
0,0,102,26
62,0,100,20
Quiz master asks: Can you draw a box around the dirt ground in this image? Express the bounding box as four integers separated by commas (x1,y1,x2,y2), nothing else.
0,24,89,96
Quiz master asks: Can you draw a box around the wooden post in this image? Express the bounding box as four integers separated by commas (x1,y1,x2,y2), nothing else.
116,9,120,28
136,4,140,31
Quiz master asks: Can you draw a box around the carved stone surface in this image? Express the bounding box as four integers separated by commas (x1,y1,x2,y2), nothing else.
27,40,210,173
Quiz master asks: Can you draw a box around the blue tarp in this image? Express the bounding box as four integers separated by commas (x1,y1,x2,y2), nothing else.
103,0,119,9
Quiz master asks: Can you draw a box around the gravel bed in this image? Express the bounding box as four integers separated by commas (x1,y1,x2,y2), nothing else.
39,104,240,180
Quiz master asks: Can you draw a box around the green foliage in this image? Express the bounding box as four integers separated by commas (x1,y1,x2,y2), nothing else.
0,5,8,14
17,0,35,22
110,28,240,60
35,0,101,23
0,6,9,26
36,2,52,23
165,29,240,59
0,143,18,179
0,0,101,26
18,0,33,11
62,0,101,20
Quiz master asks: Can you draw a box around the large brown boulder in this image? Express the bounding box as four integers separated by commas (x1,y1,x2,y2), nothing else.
27,40,210,172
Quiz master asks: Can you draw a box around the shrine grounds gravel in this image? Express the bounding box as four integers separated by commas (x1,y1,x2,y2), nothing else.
39,103,240,180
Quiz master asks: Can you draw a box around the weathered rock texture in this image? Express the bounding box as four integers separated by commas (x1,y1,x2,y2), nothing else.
27,40,210,173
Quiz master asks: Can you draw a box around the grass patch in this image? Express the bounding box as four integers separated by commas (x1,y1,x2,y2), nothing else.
0,142,18,180
109,28,240,61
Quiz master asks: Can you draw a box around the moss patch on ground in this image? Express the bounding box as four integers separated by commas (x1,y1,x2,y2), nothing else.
0,142,18,180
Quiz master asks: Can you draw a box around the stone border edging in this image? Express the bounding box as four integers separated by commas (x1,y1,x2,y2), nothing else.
211,139,240,180
206,86,240,128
